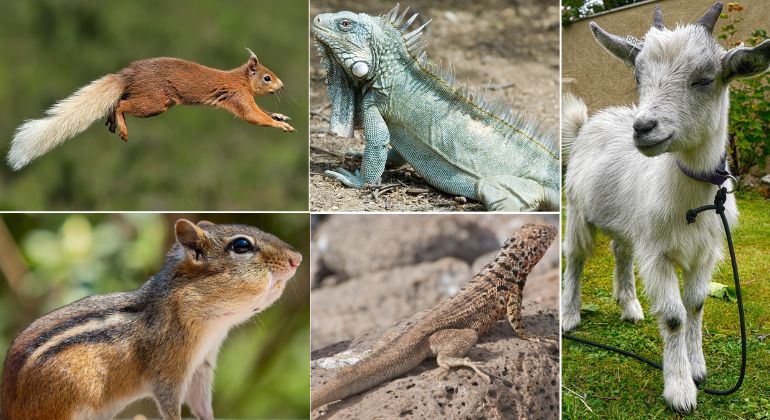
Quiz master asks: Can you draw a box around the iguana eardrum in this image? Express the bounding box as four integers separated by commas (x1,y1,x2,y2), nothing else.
312,4,559,211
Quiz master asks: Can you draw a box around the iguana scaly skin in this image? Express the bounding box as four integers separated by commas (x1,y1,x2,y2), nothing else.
311,223,557,409
312,4,559,211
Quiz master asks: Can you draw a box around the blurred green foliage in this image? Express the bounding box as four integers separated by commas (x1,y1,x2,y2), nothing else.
0,0,309,211
718,4,770,180
0,213,310,418
561,0,643,26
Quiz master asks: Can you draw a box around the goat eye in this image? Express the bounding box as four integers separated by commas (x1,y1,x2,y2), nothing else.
263,75,271,82
692,78,714,87
229,238,254,254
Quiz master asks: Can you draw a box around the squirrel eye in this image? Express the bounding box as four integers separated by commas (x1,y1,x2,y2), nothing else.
230,238,254,254
263,75,271,82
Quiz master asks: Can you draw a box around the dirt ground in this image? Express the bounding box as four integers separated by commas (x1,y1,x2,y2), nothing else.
310,214,559,418
309,0,560,211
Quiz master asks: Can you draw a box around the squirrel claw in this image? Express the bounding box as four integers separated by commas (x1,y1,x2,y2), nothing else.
270,112,291,122
277,121,295,133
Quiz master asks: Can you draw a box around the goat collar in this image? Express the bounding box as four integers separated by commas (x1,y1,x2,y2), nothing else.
676,153,731,186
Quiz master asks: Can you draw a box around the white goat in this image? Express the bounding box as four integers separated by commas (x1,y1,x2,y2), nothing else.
562,2,769,413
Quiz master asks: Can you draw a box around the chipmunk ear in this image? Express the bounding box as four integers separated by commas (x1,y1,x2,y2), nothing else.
245,47,259,77
175,219,211,261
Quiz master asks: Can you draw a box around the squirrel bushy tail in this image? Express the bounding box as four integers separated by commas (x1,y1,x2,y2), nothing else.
8,74,124,170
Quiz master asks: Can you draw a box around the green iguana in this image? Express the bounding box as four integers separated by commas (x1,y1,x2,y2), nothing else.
312,4,559,211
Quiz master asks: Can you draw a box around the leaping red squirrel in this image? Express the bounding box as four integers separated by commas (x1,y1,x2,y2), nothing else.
7,48,295,170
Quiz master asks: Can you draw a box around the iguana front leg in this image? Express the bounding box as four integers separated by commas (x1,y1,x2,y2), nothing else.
345,147,406,168
325,99,389,188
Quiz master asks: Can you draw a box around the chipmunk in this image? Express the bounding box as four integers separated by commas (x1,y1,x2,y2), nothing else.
7,49,295,170
0,219,302,420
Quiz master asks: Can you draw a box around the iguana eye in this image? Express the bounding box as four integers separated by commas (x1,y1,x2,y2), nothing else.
339,19,352,31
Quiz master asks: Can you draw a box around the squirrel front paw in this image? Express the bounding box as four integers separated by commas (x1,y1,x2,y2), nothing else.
276,121,295,132
270,112,291,122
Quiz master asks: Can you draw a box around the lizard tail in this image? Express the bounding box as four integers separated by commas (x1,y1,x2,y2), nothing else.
311,339,429,410
7,74,124,170
561,92,588,165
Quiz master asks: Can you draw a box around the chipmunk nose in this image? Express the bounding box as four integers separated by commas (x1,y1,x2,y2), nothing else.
288,251,302,268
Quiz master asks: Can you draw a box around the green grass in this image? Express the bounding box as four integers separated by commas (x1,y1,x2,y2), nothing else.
562,194,770,419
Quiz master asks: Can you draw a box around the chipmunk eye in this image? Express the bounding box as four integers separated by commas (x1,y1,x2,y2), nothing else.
229,238,254,254
263,75,271,83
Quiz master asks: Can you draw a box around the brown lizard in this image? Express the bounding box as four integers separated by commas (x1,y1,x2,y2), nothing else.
311,223,557,410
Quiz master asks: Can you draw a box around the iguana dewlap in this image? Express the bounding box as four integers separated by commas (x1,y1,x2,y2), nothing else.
312,5,559,211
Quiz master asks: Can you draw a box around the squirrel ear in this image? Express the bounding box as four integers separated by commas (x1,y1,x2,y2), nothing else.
246,47,259,76
197,220,215,228
175,219,210,258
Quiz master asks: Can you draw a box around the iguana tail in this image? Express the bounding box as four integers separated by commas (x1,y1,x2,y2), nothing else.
561,92,588,165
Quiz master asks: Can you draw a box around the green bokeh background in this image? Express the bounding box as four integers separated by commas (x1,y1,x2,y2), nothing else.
0,0,309,211
0,213,310,418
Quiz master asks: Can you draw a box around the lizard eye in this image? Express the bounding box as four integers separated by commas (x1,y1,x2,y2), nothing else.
229,238,255,254
339,19,352,31
263,75,272,83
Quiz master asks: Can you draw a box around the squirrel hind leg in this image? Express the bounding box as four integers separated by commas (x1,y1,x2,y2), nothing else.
106,109,117,134
116,112,128,142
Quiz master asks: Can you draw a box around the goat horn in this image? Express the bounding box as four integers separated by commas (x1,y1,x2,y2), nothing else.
697,2,723,34
653,5,665,30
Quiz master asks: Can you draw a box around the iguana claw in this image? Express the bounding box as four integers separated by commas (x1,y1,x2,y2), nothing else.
324,168,366,188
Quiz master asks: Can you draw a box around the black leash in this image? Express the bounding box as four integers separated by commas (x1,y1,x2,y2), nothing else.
563,187,747,396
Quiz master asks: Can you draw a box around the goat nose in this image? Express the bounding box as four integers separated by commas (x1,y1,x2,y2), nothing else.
633,118,658,135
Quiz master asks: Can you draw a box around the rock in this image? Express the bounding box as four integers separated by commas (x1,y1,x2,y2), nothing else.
762,174,770,186
312,214,558,284
312,215,500,283
311,302,559,419
311,258,472,349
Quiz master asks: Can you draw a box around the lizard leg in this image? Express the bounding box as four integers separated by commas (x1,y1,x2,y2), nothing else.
476,176,546,211
325,97,389,187
506,286,529,340
429,328,490,383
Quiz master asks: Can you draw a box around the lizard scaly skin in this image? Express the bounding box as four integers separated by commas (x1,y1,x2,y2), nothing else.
312,5,560,211
311,223,557,409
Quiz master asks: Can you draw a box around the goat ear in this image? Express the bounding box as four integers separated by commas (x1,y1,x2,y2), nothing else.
590,22,639,67
722,40,770,82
